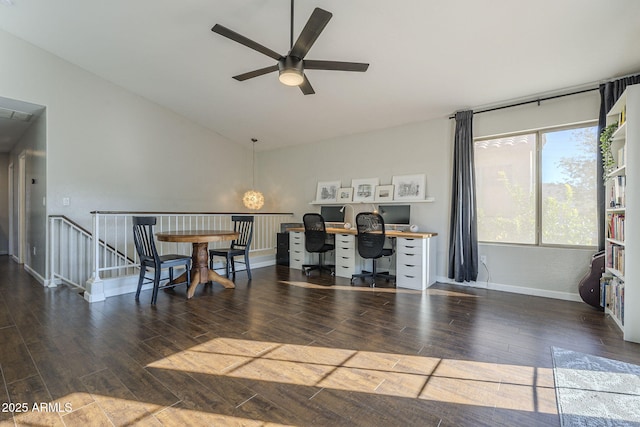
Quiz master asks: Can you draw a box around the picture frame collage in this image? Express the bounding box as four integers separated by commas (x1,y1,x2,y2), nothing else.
315,174,427,203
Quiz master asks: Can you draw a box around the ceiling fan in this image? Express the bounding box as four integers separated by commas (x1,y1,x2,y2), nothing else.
211,0,369,95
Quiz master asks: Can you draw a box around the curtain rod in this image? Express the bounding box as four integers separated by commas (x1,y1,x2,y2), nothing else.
448,86,598,120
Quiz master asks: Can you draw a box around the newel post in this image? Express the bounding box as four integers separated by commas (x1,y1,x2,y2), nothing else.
84,212,106,302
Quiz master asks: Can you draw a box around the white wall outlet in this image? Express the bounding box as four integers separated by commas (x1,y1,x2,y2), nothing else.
63,197,70,206
480,255,487,265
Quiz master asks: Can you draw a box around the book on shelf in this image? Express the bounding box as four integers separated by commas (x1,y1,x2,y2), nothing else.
600,274,612,308
619,105,626,126
601,275,625,324
609,175,626,207
613,245,625,274
605,240,625,274
607,212,625,241
618,146,626,168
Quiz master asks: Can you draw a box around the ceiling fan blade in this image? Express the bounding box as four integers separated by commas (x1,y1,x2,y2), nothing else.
289,8,332,59
212,24,282,61
233,65,279,81
299,75,315,95
304,60,369,72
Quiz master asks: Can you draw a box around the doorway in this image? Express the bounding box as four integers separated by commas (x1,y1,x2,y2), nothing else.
18,151,26,264
8,161,13,259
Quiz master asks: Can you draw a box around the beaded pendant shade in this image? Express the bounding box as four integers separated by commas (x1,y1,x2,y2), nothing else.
243,138,264,210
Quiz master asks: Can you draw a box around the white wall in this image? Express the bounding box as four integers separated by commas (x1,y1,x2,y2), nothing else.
260,90,601,300
0,29,252,279
260,118,454,279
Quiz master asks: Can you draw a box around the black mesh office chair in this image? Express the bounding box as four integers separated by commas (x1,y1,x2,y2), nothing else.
209,215,254,280
302,213,335,276
132,216,191,304
351,212,395,287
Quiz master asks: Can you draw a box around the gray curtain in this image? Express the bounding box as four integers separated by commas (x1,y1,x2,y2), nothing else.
448,110,478,282
597,75,640,250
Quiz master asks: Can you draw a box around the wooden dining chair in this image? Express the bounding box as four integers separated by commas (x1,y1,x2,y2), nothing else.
132,216,191,304
209,215,254,280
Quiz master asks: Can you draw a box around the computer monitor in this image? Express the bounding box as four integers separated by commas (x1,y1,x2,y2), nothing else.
378,204,411,226
320,205,345,224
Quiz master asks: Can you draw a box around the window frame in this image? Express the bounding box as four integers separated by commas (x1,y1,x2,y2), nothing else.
474,121,598,249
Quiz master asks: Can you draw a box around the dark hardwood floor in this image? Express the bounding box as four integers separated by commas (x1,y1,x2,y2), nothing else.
1,255,639,426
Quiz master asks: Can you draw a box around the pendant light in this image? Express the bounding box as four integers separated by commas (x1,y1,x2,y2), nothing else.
243,138,265,210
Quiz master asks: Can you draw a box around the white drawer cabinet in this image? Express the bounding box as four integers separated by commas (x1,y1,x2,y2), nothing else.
289,231,313,270
287,229,437,289
395,236,436,290
334,233,362,278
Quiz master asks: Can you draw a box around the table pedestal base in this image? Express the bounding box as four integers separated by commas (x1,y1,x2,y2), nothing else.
186,241,235,298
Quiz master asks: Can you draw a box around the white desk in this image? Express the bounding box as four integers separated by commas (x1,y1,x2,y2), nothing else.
288,227,437,290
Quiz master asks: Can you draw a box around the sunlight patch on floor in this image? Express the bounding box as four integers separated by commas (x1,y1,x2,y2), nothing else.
147,337,556,414
280,281,479,298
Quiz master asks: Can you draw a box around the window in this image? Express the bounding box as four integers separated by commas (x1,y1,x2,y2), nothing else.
474,124,598,246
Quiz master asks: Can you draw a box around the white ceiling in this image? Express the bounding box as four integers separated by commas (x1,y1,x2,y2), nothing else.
0,0,639,151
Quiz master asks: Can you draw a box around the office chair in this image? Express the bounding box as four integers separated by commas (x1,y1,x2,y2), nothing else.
132,216,191,304
302,213,335,276
351,212,395,287
209,215,254,280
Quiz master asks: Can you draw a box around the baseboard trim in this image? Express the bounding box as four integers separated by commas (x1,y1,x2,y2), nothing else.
23,263,47,287
435,275,582,302
86,258,279,302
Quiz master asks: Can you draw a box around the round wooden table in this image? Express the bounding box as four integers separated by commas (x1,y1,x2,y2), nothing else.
156,230,239,299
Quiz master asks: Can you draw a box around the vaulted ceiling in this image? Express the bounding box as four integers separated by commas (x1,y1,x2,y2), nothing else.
0,0,639,151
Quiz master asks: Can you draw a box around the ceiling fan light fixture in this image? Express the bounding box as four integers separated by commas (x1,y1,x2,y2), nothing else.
278,70,304,86
278,57,304,86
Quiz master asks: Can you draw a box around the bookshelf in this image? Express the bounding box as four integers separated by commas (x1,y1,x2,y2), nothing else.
602,84,640,342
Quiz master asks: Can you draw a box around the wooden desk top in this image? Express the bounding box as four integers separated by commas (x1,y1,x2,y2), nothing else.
156,230,239,243
287,227,437,239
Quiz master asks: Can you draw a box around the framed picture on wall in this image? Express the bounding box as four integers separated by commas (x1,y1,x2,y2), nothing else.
392,174,426,200
375,185,394,202
351,178,379,202
337,187,354,202
315,180,341,202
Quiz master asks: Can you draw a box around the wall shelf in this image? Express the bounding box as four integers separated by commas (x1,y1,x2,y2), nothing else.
309,197,435,205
